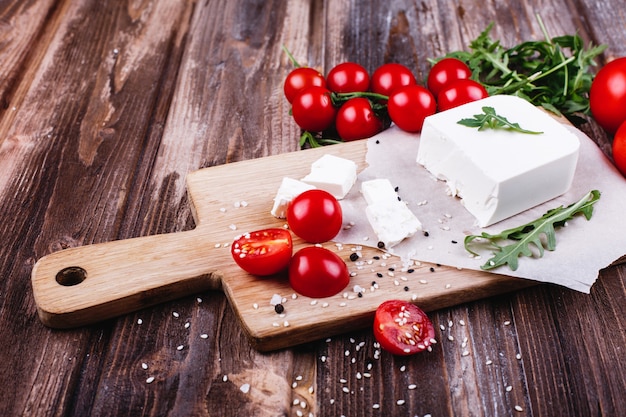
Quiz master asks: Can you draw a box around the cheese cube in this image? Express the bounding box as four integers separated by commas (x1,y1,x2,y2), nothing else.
365,201,422,248
271,177,316,218
361,178,399,205
417,95,580,227
361,178,422,248
301,154,357,199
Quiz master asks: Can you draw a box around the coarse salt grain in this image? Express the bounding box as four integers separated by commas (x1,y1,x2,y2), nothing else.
240,383,251,394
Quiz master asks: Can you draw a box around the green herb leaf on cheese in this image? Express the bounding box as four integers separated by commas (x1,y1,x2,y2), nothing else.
457,106,543,134
464,190,601,271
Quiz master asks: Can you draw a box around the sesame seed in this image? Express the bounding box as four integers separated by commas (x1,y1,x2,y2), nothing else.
177,345,184,351
172,312,180,318
514,405,523,412
396,399,406,406
408,384,417,390
137,319,143,325
200,334,208,339
146,376,155,384
506,385,513,392
240,383,251,394
141,363,148,370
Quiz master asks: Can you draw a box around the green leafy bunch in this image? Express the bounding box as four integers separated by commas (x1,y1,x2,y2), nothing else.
465,190,601,271
435,16,607,124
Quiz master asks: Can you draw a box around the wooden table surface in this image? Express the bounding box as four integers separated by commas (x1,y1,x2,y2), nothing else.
1,1,625,416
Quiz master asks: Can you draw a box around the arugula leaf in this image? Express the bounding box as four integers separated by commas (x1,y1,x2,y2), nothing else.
432,16,607,125
458,106,543,134
464,190,601,271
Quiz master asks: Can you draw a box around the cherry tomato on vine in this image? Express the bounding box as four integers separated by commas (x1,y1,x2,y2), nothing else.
284,67,326,103
287,189,342,243
231,228,293,276
291,86,337,132
387,85,436,133
437,79,488,111
612,120,626,177
371,63,416,98
327,62,370,93
373,300,436,356
335,97,383,141
590,57,626,134
427,57,472,97
289,246,350,298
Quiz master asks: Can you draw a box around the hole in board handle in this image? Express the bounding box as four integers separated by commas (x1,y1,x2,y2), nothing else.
56,267,87,286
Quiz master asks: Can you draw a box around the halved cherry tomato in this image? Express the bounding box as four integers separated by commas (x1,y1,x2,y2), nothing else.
612,120,626,177
231,228,293,276
437,79,488,111
291,86,337,132
427,58,472,97
590,57,626,134
327,62,370,93
373,300,436,356
387,84,437,133
289,246,350,298
287,189,342,243
371,63,416,98
336,97,383,141
284,67,326,103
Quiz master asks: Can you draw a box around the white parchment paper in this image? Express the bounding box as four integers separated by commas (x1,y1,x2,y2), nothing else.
335,125,626,293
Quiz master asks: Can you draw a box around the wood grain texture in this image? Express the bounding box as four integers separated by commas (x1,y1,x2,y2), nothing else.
1,0,625,416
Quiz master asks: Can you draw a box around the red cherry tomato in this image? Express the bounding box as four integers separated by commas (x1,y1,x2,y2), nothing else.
437,79,489,111
335,97,383,141
231,228,293,276
371,63,416,97
291,86,337,132
287,189,342,243
284,67,326,103
387,84,437,133
373,300,436,356
427,58,472,97
612,120,626,177
327,62,370,93
590,57,626,134
288,246,350,298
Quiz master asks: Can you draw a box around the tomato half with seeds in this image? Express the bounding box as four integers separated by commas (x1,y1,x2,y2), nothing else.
289,246,350,298
284,67,326,103
231,228,293,276
437,79,488,111
287,189,342,243
373,300,436,356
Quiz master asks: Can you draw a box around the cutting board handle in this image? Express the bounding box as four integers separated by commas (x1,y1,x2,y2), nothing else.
31,229,225,328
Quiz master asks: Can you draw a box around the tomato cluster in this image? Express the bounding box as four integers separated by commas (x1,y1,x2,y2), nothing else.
590,56,626,176
284,58,488,145
231,190,349,299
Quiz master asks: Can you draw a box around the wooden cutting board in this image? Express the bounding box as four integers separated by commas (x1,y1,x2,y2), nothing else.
31,139,533,351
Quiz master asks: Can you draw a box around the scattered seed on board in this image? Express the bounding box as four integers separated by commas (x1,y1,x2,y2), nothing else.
146,376,155,384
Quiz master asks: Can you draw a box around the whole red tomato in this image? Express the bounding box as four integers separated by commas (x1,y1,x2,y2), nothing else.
371,63,416,98
427,58,472,97
437,79,488,111
231,228,293,276
284,67,326,103
387,84,436,133
289,246,350,298
373,300,436,356
335,97,383,141
291,86,337,132
287,189,342,243
590,57,626,134
612,120,626,177
327,62,370,93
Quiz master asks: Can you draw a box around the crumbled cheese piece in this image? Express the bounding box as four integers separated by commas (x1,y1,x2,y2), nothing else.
271,177,316,218
301,154,357,199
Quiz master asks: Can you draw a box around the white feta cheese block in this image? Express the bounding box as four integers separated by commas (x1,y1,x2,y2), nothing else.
301,154,357,199
271,177,316,218
360,178,399,205
365,201,423,248
361,178,422,248
416,95,580,227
